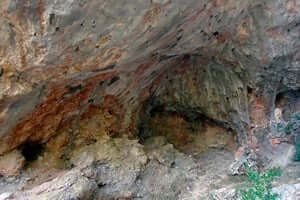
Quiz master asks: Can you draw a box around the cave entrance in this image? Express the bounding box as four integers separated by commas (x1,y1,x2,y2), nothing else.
20,142,45,164
275,89,300,121
138,108,237,157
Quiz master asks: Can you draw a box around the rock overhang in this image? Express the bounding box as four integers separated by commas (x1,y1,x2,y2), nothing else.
0,0,299,161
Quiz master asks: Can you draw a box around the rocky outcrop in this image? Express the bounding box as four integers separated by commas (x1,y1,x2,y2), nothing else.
7,137,205,200
0,150,24,177
15,169,98,200
0,0,299,157
0,0,299,199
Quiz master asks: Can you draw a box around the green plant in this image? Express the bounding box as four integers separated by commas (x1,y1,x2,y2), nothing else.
239,166,282,200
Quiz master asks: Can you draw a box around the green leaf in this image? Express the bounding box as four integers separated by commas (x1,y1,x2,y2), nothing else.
239,166,282,200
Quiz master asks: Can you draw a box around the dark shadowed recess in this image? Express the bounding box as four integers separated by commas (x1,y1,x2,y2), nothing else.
19,142,45,164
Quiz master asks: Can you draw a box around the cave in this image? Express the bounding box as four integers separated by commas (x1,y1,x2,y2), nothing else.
275,89,300,121
138,104,237,157
0,0,299,199
20,142,45,164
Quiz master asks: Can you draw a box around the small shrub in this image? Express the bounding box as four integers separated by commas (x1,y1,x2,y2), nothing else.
239,166,282,200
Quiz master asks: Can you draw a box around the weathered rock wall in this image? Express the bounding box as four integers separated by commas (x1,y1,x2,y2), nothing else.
0,0,299,171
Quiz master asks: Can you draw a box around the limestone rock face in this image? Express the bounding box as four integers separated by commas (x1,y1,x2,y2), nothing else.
0,150,24,177
0,0,299,198
10,137,206,200
0,0,299,154
15,169,98,200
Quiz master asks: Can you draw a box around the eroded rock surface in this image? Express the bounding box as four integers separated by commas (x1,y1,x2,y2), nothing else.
7,137,224,200
0,0,299,155
0,150,24,177
0,0,299,199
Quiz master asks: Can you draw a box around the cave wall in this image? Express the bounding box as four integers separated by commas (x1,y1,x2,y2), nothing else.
0,0,299,171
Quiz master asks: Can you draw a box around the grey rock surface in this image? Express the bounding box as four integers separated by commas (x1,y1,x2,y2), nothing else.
209,183,300,200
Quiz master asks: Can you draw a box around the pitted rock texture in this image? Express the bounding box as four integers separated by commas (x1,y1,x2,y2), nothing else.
5,135,296,200
0,0,299,188
6,137,212,200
